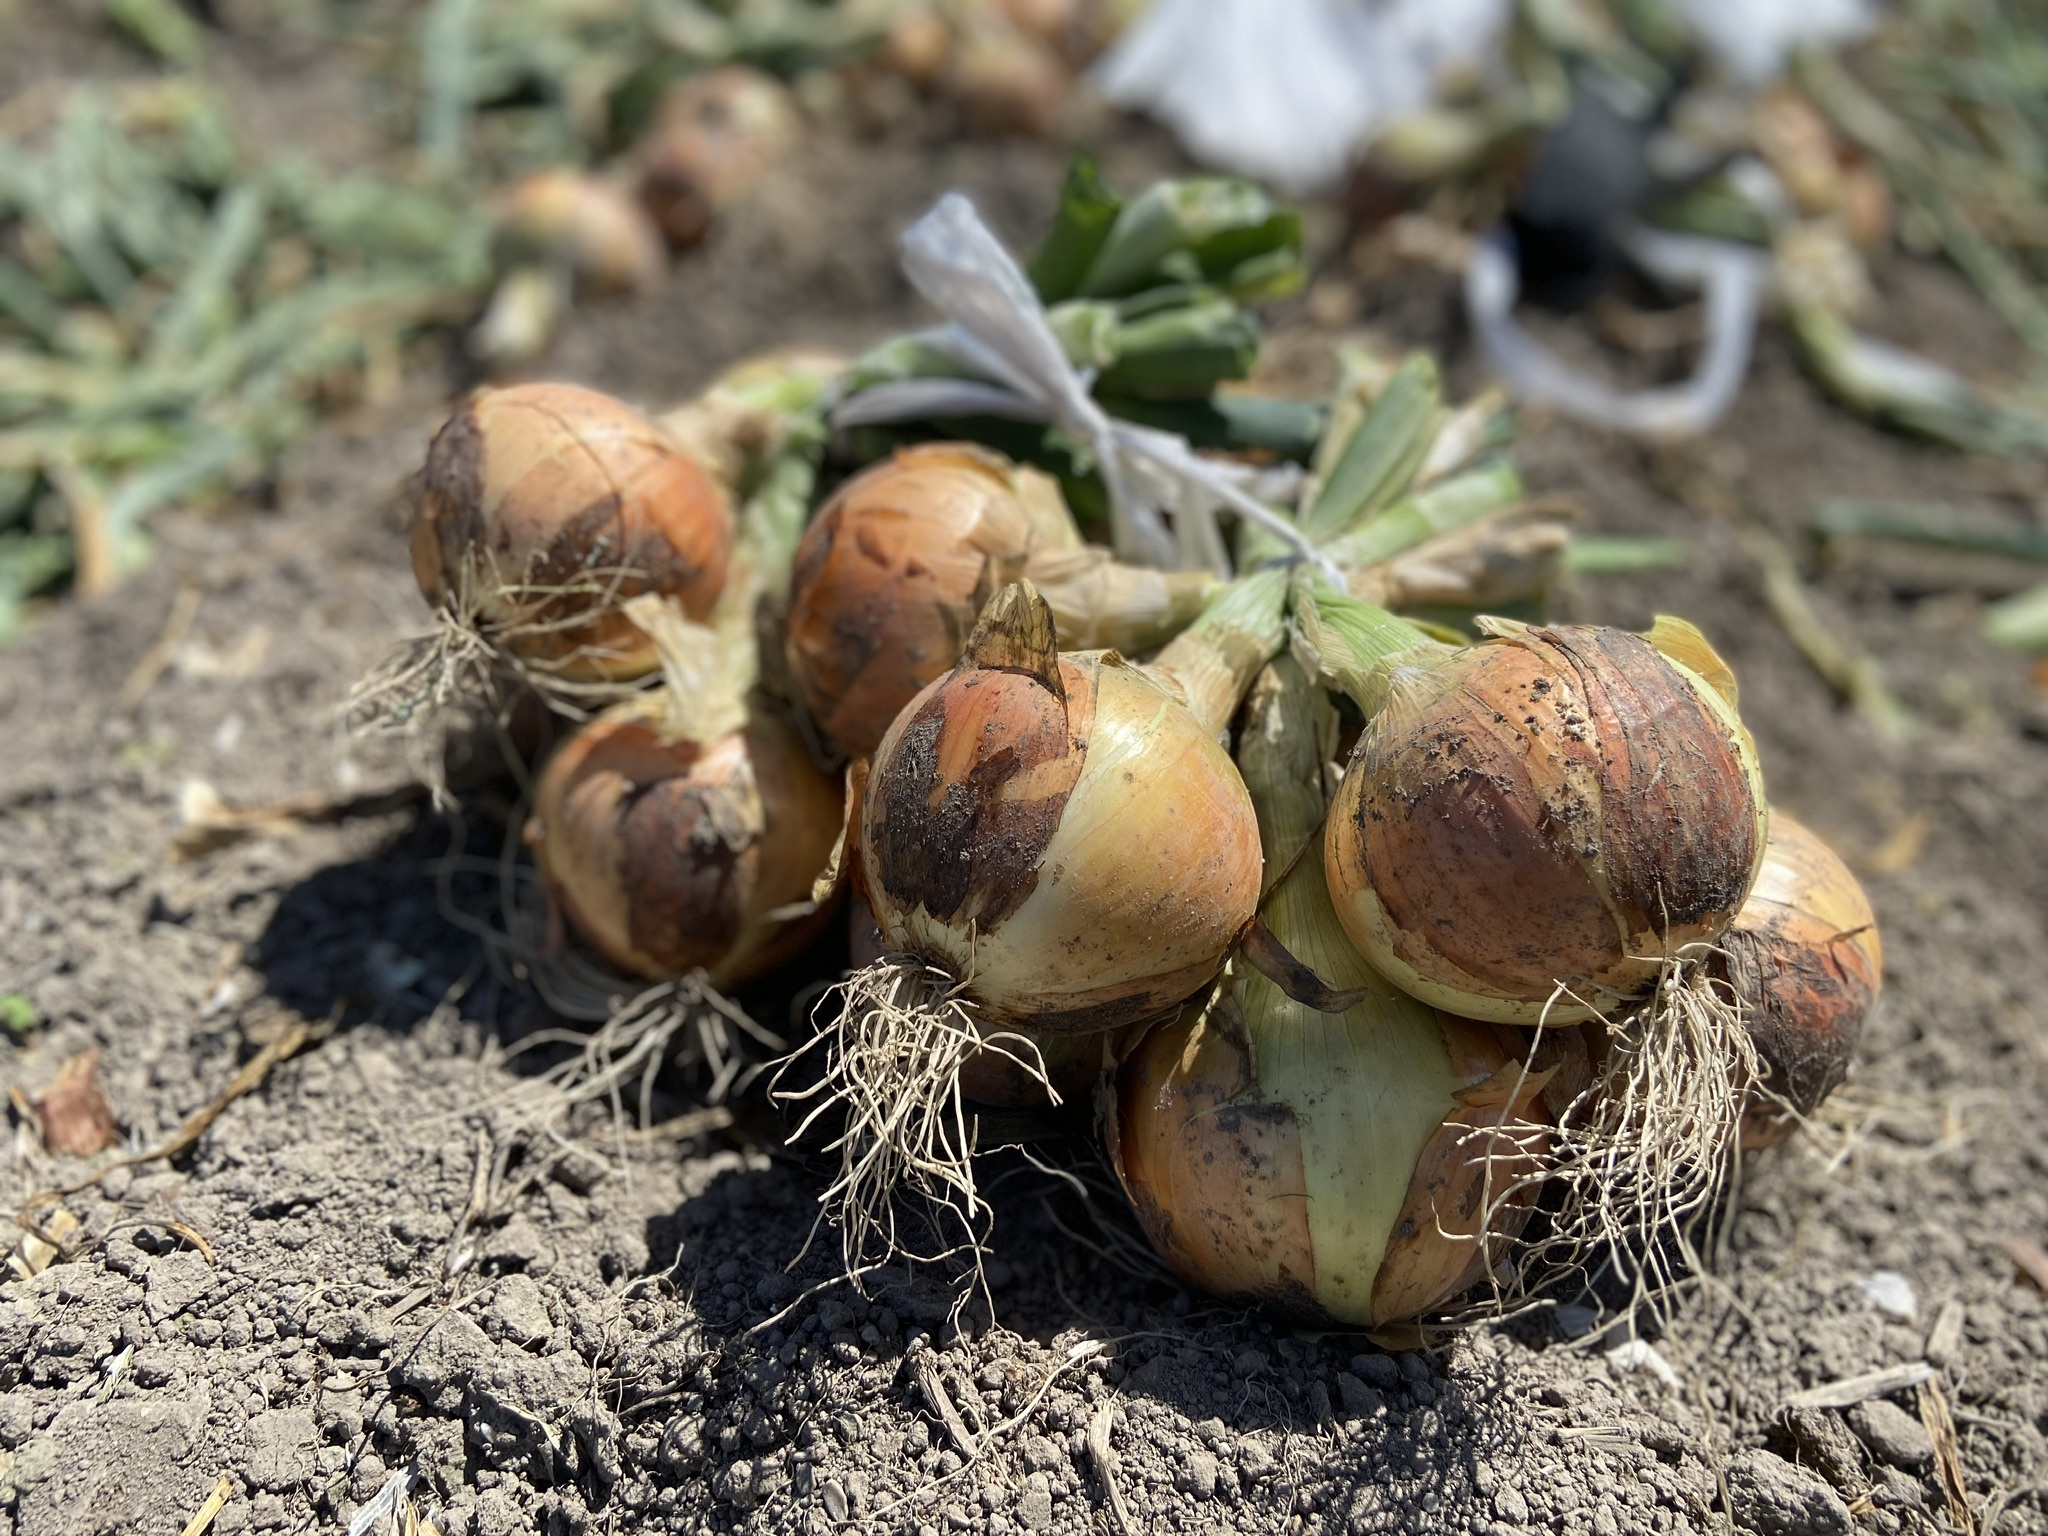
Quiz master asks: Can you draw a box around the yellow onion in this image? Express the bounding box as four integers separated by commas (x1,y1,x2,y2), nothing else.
947,12,1069,138
409,383,733,682
636,67,801,249
1721,816,1881,1147
1325,616,1768,1025
1112,659,1554,1325
785,442,1214,758
496,170,666,296
526,699,840,989
859,580,1259,1032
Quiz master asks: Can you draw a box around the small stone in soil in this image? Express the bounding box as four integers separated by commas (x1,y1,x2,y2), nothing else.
1848,1401,1936,1473
1351,1353,1401,1390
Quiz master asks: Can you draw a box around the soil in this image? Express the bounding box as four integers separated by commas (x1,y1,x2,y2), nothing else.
4,14,2048,1536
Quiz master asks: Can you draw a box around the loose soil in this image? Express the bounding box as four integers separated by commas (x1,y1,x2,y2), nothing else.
3,16,2047,1536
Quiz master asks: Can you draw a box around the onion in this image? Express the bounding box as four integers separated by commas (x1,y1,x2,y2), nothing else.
1721,816,1881,1147
526,704,841,988
496,171,665,297
784,442,1215,758
408,383,733,686
1325,615,1768,1025
783,577,1271,1267
636,67,801,249
1112,658,1553,1325
860,581,1259,1031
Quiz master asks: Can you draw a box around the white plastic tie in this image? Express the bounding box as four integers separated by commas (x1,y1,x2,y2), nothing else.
833,193,1334,582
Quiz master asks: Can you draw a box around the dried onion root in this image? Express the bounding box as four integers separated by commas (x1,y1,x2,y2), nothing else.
777,577,1273,1276
351,383,733,732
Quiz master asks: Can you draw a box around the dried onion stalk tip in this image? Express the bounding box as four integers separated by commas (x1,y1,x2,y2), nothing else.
408,383,733,684
527,708,840,989
784,442,1213,758
1325,617,1767,1025
1114,659,1553,1326
1721,816,1881,1148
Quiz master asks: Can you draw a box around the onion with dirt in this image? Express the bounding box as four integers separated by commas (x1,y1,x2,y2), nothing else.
636,67,802,249
781,576,1277,1266
1722,815,1882,1147
527,703,841,990
402,382,734,696
783,442,1216,758
1323,614,1768,1026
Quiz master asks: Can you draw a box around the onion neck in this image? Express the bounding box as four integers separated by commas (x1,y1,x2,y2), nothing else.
1292,577,1446,716
1028,548,1218,652
1230,657,1462,1325
1321,459,1523,574
1146,566,1288,737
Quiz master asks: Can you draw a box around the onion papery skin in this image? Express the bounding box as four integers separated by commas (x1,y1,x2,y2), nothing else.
858,620,1261,1036
1721,816,1881,1147
1326,622,1768,1025
787,444,1040,758
526,708,841,988
1114,661,1551,1326
410,384,733,682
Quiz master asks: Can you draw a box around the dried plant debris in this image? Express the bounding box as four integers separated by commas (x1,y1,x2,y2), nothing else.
0,79,491,633
30,1047,119,1157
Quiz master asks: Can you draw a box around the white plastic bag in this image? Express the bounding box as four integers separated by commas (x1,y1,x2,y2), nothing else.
1095,0,1510,194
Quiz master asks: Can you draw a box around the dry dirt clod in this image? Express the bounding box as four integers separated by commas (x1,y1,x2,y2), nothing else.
32,1047,118,1157
1723,1449,1855,1536
1847,1399,1935,1474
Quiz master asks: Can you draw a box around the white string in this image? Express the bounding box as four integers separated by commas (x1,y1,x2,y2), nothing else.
833,193,1334,582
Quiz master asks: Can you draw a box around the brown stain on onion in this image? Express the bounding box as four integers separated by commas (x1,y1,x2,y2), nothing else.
865,656,1095,934
1720,816,1881,1146
410,383,732,682
527,708,841,986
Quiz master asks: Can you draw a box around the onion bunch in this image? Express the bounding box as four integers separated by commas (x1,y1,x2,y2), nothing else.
784,442,1217,757
782,576,1279,1266
1113,658,1554,1325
